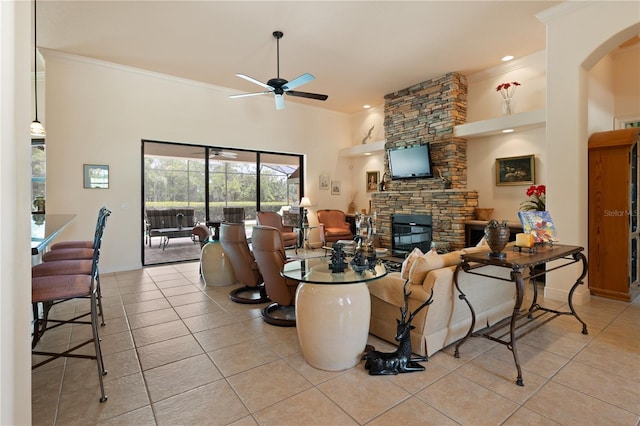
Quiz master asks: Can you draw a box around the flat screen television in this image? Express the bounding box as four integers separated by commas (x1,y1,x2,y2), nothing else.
387,144,433,179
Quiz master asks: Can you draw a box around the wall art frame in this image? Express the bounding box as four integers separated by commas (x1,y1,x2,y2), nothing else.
83,164,109,189
319,174,330,190
495,155,535,186
331,181,341,195
366,170,380,192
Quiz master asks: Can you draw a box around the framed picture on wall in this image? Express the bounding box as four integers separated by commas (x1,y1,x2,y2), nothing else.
495,155,535,186
319,174,330,190
366,171,380,192
83,164,109,189
331,181,341,195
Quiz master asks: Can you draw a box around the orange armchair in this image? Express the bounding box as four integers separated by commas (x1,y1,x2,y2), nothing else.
256,211,298,248
316,209,353,244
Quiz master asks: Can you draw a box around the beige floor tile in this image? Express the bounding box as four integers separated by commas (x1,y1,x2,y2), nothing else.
524,381,638,425
153,380,249,426
144,354,223,402
283,352,350,385
208,339,280,377
159,284,201,297
417,373,519,425
137,334,204,371
253,388,358,426
456,352,547,403
55,372,150,425
153,277,193,289
127,308,180,330
552,360,640,415
173,300,224,318
131,319,190,347
573,339,640,382
32,365,65,426
485,340,569,380
123,297,172,315
367,396,458,425
181,310,238,334
194,321,262,352
227,415,259,426
118,283,159,295
120,289,165,305
502,406,561,425
63,348,140,387
227,359,312,413
96,405,156,425
317,368,411,424
166,290,212,307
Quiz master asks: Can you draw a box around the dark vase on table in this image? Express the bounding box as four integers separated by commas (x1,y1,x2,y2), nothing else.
484,219,510,258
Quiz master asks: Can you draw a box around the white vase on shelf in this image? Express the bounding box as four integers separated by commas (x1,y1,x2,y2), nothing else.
501,97,513,115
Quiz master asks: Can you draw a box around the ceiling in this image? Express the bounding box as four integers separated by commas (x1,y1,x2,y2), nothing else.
36,1,563,114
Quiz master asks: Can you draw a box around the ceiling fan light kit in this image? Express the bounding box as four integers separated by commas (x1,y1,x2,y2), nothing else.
230,31,328,110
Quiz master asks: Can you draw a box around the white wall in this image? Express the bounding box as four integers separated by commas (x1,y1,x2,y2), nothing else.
1,1,32,423
613,44,640,120
540,0,639,303
43,50,352,272
588,54,616,133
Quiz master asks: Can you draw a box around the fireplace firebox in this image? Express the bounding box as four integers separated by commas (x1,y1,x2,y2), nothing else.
391,214,432,257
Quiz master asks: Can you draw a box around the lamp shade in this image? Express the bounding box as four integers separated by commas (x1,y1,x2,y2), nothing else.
300,197,312,207
30,120,46,137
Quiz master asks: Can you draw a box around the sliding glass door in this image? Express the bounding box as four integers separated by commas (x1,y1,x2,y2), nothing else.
142,141,303,265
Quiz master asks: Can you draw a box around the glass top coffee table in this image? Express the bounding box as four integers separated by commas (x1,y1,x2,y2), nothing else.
282,258,387,371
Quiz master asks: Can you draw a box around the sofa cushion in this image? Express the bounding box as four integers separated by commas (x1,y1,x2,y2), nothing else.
400,247,423,280
407,250,463,286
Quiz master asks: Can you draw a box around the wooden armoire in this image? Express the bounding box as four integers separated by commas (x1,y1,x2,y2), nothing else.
588,128,640,301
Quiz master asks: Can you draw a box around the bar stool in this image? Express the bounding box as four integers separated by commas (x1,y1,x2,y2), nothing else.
41,209,110,261
32,258,108,402
46,206,109,251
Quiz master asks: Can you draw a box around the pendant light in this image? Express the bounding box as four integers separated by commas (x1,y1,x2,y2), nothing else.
30,0,45,137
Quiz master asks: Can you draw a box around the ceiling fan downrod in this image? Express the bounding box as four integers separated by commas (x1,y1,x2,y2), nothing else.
273,31,283,79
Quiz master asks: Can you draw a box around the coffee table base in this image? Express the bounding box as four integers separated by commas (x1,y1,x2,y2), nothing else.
295,281,370,371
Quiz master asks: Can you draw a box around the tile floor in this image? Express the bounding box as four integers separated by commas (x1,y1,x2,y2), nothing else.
32,262,640,425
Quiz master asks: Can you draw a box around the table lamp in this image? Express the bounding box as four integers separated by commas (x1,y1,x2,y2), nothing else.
300,197,312,226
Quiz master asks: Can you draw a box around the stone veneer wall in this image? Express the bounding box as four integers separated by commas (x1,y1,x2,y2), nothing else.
372,72,478,251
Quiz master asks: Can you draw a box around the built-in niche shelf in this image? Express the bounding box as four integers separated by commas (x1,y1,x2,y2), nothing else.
339,140,386,157
454,108,546,139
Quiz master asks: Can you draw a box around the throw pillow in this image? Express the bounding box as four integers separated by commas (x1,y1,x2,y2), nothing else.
400,247,423,280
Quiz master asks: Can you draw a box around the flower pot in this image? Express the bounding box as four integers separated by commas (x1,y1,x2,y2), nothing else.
484,220,510,258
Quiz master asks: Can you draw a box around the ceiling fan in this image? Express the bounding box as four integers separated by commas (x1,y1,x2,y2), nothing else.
229,31,328,110
209,148,237,159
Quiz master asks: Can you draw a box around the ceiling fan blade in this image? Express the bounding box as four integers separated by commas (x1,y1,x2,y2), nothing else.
235,73,273,90
275,94,285,110
286,91,328,101
282,73,315,91
229,91,271,99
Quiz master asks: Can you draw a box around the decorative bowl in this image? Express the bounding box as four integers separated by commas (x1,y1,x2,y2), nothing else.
474,208,494,221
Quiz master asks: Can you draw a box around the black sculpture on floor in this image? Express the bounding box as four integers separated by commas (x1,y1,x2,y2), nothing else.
363,280,433,375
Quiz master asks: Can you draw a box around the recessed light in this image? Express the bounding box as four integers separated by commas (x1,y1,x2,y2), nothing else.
502,129,514,133
364,153,372,156
363,105,371,109
501,55,514,62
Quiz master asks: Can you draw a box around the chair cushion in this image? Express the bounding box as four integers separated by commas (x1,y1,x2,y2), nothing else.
400,247,424,280
32,259,93,277
42,248,94,262
32,274,92,303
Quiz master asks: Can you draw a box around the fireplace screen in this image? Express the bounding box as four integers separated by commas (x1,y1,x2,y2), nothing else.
391,214,432,257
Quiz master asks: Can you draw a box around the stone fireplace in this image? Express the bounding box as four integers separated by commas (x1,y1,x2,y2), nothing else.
372,72,478,251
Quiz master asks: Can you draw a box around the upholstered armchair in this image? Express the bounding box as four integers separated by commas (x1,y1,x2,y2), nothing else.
316,209,353,244
251,225,299,326
256,211,298,248
219,223,269,304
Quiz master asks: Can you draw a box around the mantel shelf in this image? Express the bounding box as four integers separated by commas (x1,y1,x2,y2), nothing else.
339,140,386,157
454,108,546,139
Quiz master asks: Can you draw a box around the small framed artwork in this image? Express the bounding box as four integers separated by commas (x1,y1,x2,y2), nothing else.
366,170,380,192
495,155,535,186
83,164,109,189
331,181,341,195
319,174,330,190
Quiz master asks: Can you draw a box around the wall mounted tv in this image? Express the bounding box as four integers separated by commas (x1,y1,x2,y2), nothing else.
387,144,433,179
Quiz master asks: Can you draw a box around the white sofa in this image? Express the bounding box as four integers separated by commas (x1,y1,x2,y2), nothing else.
368,246,516,357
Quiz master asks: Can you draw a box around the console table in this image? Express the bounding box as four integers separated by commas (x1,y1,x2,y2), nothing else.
282,259,387,371
453,244,588,386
